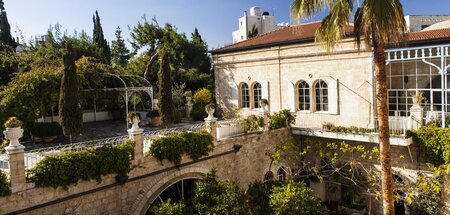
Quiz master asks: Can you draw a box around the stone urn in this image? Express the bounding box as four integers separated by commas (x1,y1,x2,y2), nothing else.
205,104,216,119
3,127,24,148
130,116,140,130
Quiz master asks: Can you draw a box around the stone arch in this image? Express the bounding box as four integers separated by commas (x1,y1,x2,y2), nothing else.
128,166,211,215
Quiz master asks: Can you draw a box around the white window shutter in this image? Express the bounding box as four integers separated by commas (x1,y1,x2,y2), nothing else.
328,79,339,114
230,82,239,107
261,81,269,100
286,81,295,112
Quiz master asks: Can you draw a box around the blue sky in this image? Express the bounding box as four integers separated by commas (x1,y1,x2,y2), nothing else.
4,0,450,50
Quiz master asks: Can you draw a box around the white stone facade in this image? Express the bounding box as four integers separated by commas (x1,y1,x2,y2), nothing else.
405,15,450,32
232,6,279,43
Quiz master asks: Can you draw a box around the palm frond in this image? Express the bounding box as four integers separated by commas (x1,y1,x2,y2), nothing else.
361,0,406,45
315,0,354,51
290,0,332,21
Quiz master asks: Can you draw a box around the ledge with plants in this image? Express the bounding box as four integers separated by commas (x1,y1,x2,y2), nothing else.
322,123,406,137
409,125,450,167
26,140,134,189
146,130,213,166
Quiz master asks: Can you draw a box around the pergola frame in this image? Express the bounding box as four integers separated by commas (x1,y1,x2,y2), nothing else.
82,73,154,128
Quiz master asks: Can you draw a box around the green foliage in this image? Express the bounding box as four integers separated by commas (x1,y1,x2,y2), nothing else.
0,0,16,51
192,88,212,107
111,27,130,67
150,199,186,215
269,181,328,215
322,122,405,136
184,130,214,161
241,115,264,133
158,50,174,126
193,170,249,215
4,116,22,128
269,109,296,130
59,41,83,138
247,181,273,215
148,135,186,166
172,83,186,108
30,122,63,137
409,189,443,215
147,130,213,165
248,25,259,39
27,140,133,188
0,169,11,196
412,126,450,166
92,11,111,64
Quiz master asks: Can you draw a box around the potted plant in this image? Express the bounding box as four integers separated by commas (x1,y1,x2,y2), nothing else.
147,110,161,127
3,117,24,147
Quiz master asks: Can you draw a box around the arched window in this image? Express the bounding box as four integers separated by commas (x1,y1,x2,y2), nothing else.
297,81,310,111
277,167,286,181
315,80,328,111
253,82,262,108
240,83,250,108
264,171,274,182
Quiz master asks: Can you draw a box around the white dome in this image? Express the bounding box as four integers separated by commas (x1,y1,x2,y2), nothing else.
422,20,450,31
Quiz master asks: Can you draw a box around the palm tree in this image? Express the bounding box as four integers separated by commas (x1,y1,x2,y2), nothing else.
291,1,406,214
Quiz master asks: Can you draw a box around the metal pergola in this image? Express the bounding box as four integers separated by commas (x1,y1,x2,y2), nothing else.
82,73,154,128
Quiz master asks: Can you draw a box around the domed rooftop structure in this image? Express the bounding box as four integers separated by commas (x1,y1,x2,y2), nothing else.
422,20,450,31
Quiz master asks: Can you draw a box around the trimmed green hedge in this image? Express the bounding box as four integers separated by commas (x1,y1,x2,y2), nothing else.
147,130,213,165
0,170,11,196
412,126,450,166
27,140,134,188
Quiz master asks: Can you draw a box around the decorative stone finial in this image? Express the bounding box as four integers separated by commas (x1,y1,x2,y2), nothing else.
205,104,216,120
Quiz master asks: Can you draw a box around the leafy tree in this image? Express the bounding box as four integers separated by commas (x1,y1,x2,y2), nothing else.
0,0,16,50
191,88,212,121
111,27,130,67
158,50,174,126
59,41,83,142
150,199,186,215
247,181,274,215
270,181,328,215
192,170,249,215
92,11,111,64
248,25,259,39
291,1,406,213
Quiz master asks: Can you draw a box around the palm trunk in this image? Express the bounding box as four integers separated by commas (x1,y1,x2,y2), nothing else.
373,39,395,215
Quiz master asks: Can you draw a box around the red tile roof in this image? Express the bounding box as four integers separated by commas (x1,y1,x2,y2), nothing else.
212,22,450,54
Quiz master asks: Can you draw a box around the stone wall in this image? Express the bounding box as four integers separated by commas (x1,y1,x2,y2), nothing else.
0,128,291,215
213,39,375,128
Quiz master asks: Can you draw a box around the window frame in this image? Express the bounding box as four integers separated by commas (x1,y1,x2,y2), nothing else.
314,80,329,112
252,82,262,109
239,83,250,108
296,81,311,112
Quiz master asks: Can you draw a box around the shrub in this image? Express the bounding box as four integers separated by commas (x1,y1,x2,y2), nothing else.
184,130,214,161
412,126,450,166
192,88,212,107
4,117,22,128
30,122,63,137
0,170,11,196
148,135,186,166
27,140,134,188
269,181,328,215
150,199,186,215
241,115,264,133
269,110,296,130
247,181,273,215
147,131,214,165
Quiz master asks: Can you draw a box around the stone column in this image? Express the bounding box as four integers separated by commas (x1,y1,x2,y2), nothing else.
261,99,270,131
205,104,218,142
3,127,26,193
128,117,144,165
409,103,423,130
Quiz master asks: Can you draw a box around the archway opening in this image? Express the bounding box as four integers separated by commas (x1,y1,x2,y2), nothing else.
145,178,198,215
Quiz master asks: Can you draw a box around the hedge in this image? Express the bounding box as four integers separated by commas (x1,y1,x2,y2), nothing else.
0,170,11,196
27,140,134,188
269,109,296,130
147,130,213,165
412,126,450,166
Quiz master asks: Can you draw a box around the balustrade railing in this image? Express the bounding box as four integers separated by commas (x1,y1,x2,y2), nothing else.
216,119,245,140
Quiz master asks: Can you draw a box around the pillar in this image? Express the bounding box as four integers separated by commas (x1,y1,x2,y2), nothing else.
409,103,423,130
3,127,26,193
205,105,218,142
128,117,144,165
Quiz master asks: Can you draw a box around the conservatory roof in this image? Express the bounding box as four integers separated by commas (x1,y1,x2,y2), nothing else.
211,22,450,54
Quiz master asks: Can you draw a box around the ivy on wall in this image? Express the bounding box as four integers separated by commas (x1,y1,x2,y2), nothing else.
412,126,450,166
147,130,213,166
27,140,134,189
0,170,11,196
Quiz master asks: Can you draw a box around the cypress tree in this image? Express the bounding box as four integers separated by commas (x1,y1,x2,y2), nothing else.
92,11,111,63
0,0,16,50
111,27,130,67
59,40,83,142
158,50,174,126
